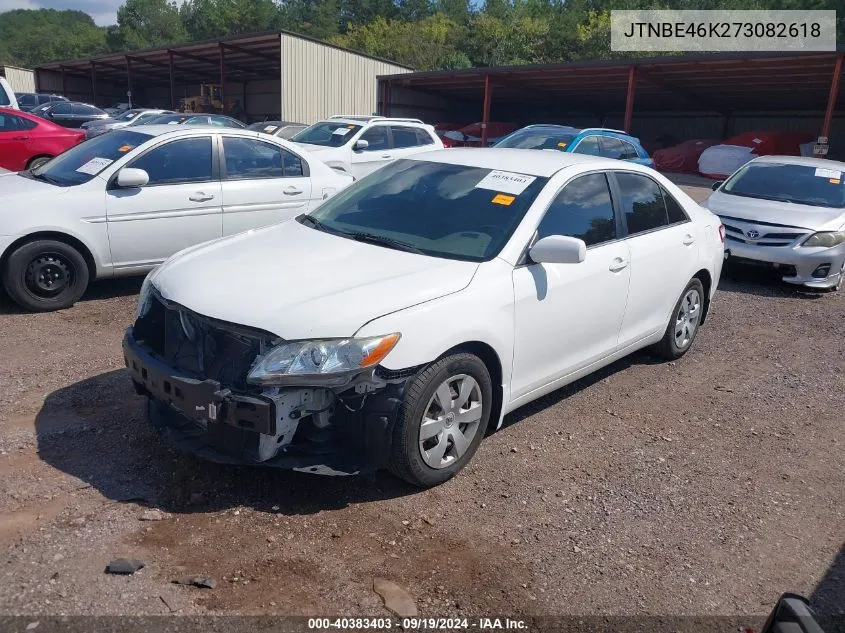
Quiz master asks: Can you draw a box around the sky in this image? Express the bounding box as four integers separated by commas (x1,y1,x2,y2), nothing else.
0,0,166,26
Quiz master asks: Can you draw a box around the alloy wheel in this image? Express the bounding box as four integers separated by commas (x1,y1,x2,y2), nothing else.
674,287,701,349
419,374,483,469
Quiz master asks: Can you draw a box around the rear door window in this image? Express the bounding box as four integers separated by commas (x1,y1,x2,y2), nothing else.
0,84,9,106
615,172,669,235
51,102,72,115
619,140,641,160
390,126,421,148
415,128,435,145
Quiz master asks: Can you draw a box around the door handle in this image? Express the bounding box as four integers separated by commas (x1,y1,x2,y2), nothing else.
283,186,303,195
381,154,392,159
683,234,695,246
189,192,214,202
12,136,28,140
608,257,629,272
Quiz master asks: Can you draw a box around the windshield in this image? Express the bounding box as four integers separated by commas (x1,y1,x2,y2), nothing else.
304,159,548,261
495,127,579,151
30,130,152,187
115,109,142,121
291,121,362,147
723,162,845,208
133,114,188,126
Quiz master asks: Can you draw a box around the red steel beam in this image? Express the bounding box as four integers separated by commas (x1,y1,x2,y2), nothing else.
125,56,133,107
168,50,176,110
822,53,844,138
623,65,636,132
481,74,492,147
219,42,227,105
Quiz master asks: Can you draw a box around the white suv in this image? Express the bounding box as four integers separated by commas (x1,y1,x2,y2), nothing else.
291,115,443,179
0,77,19,110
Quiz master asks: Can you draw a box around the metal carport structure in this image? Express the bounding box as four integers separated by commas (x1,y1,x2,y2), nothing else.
35,31,411,123
378,50,845,155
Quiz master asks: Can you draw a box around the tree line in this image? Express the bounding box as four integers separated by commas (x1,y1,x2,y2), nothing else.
0,0,842,73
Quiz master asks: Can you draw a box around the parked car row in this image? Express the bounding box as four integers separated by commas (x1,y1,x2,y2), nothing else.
1,110,843,488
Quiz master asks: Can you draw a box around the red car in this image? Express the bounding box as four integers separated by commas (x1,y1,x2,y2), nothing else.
0,106,86,172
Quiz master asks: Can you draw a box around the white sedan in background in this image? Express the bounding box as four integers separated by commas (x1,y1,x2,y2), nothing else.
124,149,725,487
0,125,353,311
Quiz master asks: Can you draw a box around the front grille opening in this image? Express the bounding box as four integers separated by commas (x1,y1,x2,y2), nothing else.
237,419,255,429
133,294,270,389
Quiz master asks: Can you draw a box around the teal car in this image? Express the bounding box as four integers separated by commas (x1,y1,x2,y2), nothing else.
495,124,655,168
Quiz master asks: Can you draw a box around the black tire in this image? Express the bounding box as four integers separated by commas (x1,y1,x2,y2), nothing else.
27,155,52,171
388,353,492,488
1,239,90,312
653,278,705,360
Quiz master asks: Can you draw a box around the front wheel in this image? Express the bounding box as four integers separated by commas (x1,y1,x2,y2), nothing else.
2,239,90,312
389,353,492,488
653,278,705,360
27,155,53,171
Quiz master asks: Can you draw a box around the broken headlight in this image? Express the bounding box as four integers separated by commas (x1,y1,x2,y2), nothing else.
247,333,401,385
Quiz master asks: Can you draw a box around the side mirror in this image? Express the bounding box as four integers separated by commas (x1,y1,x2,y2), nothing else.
761,593,826,633
116,168,149,188
529,235,587,265
711,180,723,191
353,139,369,151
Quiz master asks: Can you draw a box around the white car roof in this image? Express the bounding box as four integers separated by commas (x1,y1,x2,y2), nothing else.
126,125,254,138
406,148,636,177
750,155,845,170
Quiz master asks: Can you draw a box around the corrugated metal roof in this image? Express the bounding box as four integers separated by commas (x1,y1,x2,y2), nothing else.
36,30,412,87
379,50,845,113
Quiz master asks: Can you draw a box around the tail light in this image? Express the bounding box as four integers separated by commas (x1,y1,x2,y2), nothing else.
440,137,454,148
718,224,725,242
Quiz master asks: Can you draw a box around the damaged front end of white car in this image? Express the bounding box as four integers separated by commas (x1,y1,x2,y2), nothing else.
123,284,416,476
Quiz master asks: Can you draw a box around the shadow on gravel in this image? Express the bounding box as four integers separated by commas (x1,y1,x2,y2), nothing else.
500,349,661,430
718,264,828,300
0,277,144,314
34,369,420,516
811,543,845,621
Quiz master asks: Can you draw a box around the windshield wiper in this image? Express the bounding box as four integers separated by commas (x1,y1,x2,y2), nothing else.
346,231,426,255
26,170,60,186
297,214,334,233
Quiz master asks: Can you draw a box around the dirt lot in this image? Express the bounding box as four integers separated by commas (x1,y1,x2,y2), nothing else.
0,183,842,621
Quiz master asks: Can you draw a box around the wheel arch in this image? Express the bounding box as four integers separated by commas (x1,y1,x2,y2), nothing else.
692,268,713,324
439,340,504,434
0,231,97,283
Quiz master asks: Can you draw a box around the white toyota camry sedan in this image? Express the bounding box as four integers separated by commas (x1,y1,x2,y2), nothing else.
124,149,725,487
0,126,353,311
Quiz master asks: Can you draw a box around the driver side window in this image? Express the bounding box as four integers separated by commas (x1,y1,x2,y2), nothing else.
536,173,617,247
358,126,389,151
129,137,213,186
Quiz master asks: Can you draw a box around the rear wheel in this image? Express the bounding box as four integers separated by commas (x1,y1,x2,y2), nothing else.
2,239,90,312
26,155,52,171
389,353,492,488
653,278,705,360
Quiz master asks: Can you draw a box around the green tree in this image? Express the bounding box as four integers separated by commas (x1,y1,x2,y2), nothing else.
180,0,282,41
107,0,187,50
0,9,108,68
280,0,341,39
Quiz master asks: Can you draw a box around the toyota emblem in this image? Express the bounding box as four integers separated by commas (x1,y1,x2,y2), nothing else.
745,229,760,239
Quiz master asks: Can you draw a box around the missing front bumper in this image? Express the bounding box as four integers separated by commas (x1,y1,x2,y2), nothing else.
123,330,408,475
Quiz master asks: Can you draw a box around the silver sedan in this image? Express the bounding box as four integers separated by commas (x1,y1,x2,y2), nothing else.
705,155,845,291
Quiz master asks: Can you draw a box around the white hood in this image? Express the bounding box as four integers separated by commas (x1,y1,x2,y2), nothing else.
0,173,71,204
708,190,845,231
151,220,479,339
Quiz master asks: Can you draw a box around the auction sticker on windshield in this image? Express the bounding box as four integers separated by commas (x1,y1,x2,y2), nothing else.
75,157,114,175
332,128,352,136
814,167,841,179
475,170,537,195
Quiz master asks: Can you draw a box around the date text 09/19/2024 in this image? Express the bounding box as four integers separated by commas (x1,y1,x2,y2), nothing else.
307,617,528,630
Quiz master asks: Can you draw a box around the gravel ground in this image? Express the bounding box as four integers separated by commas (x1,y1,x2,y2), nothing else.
0,183,842,622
